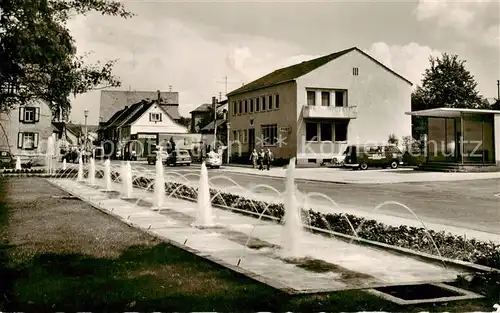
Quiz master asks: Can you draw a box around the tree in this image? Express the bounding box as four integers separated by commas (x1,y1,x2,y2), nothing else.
196,110,224,132
411,86,429,139
0,0,133,116
177,116,191,129
411,53,484,139
415,53,483,110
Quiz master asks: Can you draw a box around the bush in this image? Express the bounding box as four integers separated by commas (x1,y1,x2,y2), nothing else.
230,152,251,165
402,151,425,166
271,157,289,167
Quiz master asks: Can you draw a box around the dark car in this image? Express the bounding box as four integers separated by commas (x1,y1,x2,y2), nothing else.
343,144,403,170
0,150,15,168
165,149,191,166
63,150,79,163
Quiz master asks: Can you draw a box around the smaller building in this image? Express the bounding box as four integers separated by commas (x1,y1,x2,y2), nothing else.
189,100,228,133
0,100,54,158
406,108,500,169
98,99,193,158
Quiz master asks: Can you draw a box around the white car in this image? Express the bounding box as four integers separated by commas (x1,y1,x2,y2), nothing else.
205,151,222,168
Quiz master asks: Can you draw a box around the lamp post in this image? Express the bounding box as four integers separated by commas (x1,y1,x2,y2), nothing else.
84,109,88,161
226,122,231,164
212,96,217,151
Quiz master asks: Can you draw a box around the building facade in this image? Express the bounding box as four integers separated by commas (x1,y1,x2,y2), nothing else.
227,47,413,164
189,100,228,133
98,99,203,158
0,100,54,159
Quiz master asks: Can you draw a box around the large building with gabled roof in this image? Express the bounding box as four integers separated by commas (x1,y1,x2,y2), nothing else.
226,46,413,164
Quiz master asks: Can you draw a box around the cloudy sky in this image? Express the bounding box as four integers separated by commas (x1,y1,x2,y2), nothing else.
67,0,499,125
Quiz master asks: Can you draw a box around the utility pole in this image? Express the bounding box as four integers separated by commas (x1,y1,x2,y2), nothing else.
212,96,217,151
497,80,499,100
217,77,244,98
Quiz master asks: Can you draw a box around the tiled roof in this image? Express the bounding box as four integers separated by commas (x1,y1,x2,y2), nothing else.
104,108,127,125
190,102,228,114
227,47,412,96
121,100,183,127
122,102,154,127
201,119,226,131
107,101,145,129
66,123,83,136
160,104,181,120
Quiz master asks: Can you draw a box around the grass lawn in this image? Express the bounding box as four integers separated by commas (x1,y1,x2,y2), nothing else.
0,178,494,312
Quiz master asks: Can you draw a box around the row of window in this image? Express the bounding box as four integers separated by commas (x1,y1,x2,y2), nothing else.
17,132,39,150
306,90,346,107
232,94,280,116
232,124,279,146
19,107,40,123
305,121,348,142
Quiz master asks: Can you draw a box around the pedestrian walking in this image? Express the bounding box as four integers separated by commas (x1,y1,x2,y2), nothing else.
258,149,265,170
250,149,258,168
265,148,273,170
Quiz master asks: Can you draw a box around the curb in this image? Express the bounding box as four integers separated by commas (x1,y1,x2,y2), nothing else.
218,169,352,185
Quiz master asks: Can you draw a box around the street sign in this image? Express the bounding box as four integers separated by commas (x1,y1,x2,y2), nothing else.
280,126,291,132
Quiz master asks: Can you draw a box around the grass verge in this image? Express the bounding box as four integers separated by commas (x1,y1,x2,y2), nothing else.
0,178,495,311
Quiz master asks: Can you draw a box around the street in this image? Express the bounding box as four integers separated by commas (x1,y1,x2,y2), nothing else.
110,161,500,235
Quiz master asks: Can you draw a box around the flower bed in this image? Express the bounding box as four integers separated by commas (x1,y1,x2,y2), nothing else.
1,168,46,174
54,168,500,270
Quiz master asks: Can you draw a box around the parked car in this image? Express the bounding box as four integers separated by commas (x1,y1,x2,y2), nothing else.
343,144,403,170
205,151,222,168
0,150,15,168
147,150,169,165
129,150,137,161
165,149,191,166
63,150,79,163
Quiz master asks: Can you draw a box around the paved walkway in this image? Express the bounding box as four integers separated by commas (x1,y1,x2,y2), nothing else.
214,166,500,184
50,178,464,294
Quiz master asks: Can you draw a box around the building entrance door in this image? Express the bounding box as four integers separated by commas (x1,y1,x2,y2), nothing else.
248,128,255,152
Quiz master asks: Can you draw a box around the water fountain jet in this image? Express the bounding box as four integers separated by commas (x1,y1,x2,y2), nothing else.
103,159,112,191
62,159,67,170
86,158,94,185
46,136,55,174
15,156,21,170
281,158,304,258
77,155,84,181
121,161,134,199
153,148,165,210
193,162,215,227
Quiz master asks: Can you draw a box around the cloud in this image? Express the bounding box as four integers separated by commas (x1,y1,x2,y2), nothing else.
66,13,304,123
365,42,441,87
414,0,499,47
